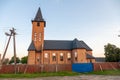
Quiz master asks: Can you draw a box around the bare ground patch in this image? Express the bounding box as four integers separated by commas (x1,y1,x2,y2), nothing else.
0,75,120,80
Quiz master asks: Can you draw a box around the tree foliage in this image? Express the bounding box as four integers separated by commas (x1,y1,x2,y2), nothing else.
2,58,9,65
21,56,28,64
104,43,120,62
9,56,20,64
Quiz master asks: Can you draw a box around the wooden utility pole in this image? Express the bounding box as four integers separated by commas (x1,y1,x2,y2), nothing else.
1,31,12,63
11,28,17,74
0,28,17,74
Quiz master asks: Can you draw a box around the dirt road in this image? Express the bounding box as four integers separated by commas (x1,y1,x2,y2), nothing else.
0,75,120,80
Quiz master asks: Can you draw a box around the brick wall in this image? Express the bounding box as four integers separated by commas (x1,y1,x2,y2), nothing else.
0,65,40,74
28,51,36,64
43,50,72,64
0,64,71,74
93,62,120,71
0,63,120,74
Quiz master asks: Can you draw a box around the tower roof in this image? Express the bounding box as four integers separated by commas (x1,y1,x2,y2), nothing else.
33,7,44,22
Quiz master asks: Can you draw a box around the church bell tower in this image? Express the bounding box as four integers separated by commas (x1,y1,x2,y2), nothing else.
28,7,46,65
32,7,46,51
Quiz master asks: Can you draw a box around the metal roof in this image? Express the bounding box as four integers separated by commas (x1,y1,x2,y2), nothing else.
44,40,73,50
28,38,92,51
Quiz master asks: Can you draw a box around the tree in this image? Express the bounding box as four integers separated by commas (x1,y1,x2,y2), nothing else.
115,48,120,62
104,43,120,62
21,56,28,64
9,56,20,64
2,58,9,65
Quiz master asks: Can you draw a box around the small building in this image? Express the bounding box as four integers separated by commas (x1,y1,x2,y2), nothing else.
27,7,95,65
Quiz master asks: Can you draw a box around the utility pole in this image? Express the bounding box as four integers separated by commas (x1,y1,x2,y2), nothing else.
1,31,12,63
0,28,17,74
11,28,17,74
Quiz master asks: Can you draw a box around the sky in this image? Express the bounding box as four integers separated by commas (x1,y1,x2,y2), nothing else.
0,0,120,59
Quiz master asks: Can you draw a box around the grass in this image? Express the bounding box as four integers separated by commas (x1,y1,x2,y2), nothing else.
82,69,120,75
0,70,120,78
0,71,80,78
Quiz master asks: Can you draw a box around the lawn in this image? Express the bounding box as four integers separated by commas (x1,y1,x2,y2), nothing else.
0,70,120,78
83,69,120,75
0,71,79,78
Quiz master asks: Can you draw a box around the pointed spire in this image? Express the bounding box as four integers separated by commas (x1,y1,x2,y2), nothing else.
33,7,44,22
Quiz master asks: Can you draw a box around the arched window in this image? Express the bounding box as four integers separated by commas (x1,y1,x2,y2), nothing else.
52,53,56,61
75,52,77,61
67,53,71,60
60,53,64,61
44,53,48,58
37,57,40,62
37,22,40,26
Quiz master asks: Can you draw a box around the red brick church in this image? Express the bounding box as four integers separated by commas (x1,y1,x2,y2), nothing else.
27,7,95,65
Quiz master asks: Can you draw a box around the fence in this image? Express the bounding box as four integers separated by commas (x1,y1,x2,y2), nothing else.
0,64,71,74
93,62,120,71
0,62,120,73
72,63,93,72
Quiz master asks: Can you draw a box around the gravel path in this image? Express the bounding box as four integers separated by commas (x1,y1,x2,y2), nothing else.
0,75,120,80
